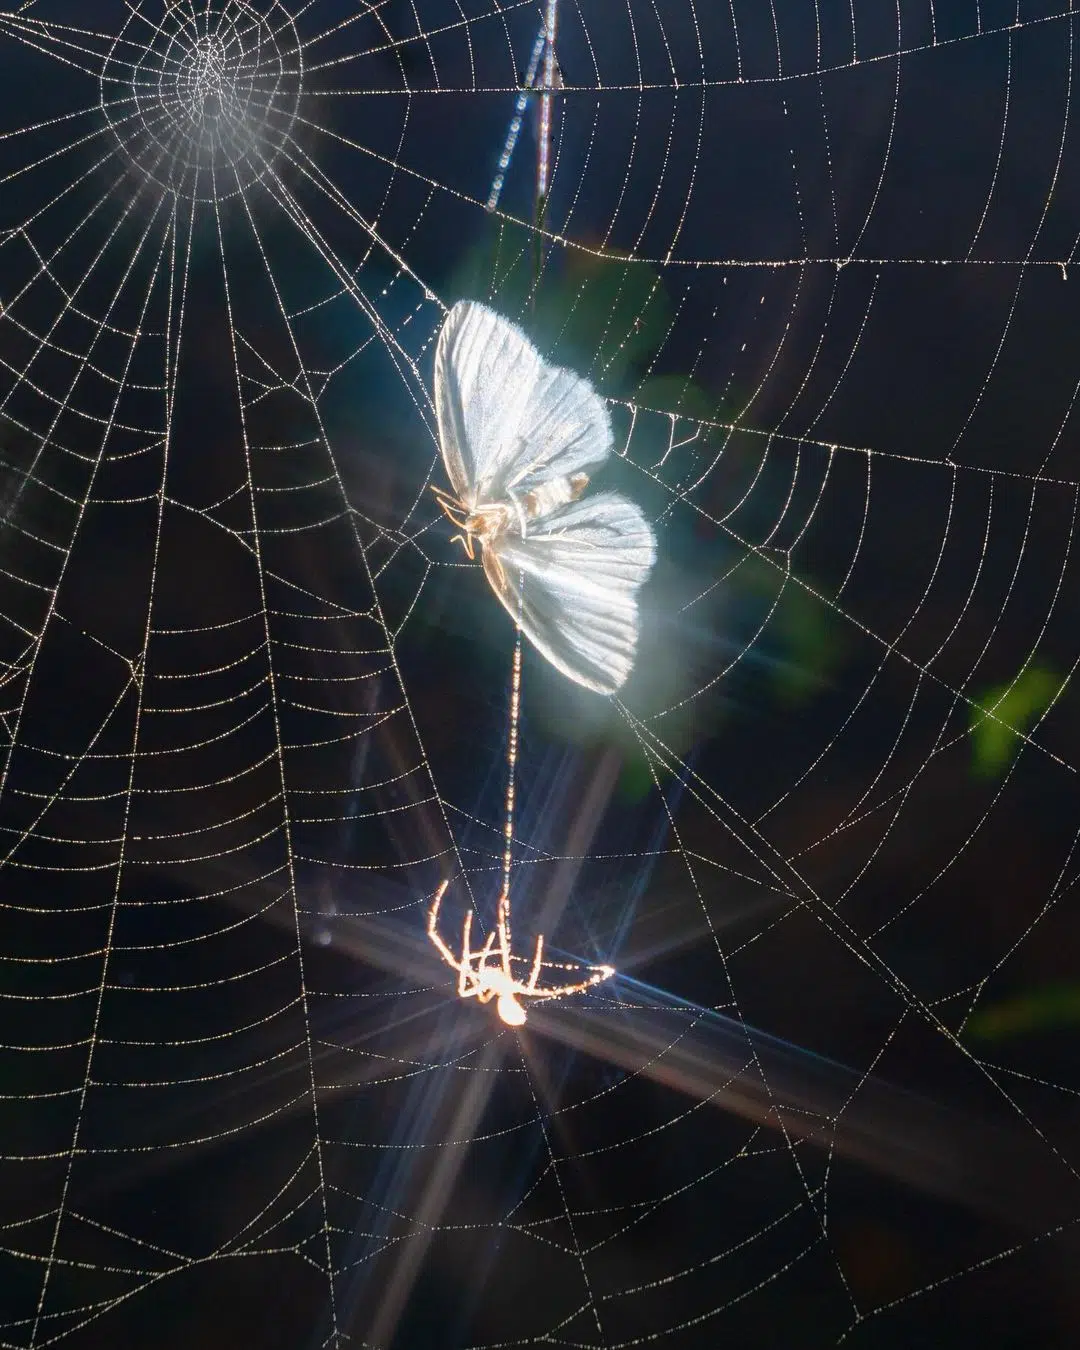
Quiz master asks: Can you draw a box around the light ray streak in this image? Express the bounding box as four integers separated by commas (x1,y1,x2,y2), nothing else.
307,888,1080,1231
530,971,1077,1232
235,871,1077,1233
486,21,547,212
54,830,1077,1239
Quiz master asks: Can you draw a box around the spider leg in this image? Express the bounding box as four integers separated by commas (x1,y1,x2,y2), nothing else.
427,881,461,971
425,874,615,1018
457,910,478,998
476,925,499,969
428,882,479,1000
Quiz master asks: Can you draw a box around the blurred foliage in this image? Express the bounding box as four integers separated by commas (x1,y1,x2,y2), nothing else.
446,217,696,409
616,746,669,804
633,372,716,423
966,984,1080,1040
968,666,1061,779
768,580,843,705
740,555,845,706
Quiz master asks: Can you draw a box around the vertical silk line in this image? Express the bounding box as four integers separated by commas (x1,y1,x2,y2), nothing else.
537,0,559,203
486,26,547,212
498,570,527,954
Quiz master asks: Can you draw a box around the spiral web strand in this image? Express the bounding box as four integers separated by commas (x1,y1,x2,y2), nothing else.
0,2,1078,1347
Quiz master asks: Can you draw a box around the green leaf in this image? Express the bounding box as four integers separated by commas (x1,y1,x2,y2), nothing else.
738,562,844,706
969,666,1061,779
770,586,842,705
616,752,657,804
536,251,673,387
965,984,1080,1040
633,373,716,423
444,225,674,393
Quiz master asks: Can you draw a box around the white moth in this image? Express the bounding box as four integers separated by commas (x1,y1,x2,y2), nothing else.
433,299,656,695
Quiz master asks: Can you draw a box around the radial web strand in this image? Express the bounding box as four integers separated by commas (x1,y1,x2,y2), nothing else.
0,3,1077,1348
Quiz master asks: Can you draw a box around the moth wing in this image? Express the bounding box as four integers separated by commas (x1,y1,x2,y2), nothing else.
434,300,613,505
482,492,657,695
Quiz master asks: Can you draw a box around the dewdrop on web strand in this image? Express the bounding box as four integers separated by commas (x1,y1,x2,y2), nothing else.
425,300,655,1023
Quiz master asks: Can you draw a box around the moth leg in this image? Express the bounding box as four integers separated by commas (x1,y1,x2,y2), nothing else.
431,485,470,529
432,487,481,558
483,546,508,596
449,531,476,560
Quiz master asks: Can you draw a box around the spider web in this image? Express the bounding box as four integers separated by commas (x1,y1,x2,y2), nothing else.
0,1,1078,1347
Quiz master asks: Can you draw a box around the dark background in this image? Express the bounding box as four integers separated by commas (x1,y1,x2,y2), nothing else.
0,1,1078,1347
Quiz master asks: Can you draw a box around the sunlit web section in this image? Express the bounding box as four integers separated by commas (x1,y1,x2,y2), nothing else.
98,1,305,202
0,1,1078,1348
486,0,562,214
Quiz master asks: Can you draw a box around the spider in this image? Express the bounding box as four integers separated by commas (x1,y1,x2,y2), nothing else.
427,880,614,1026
